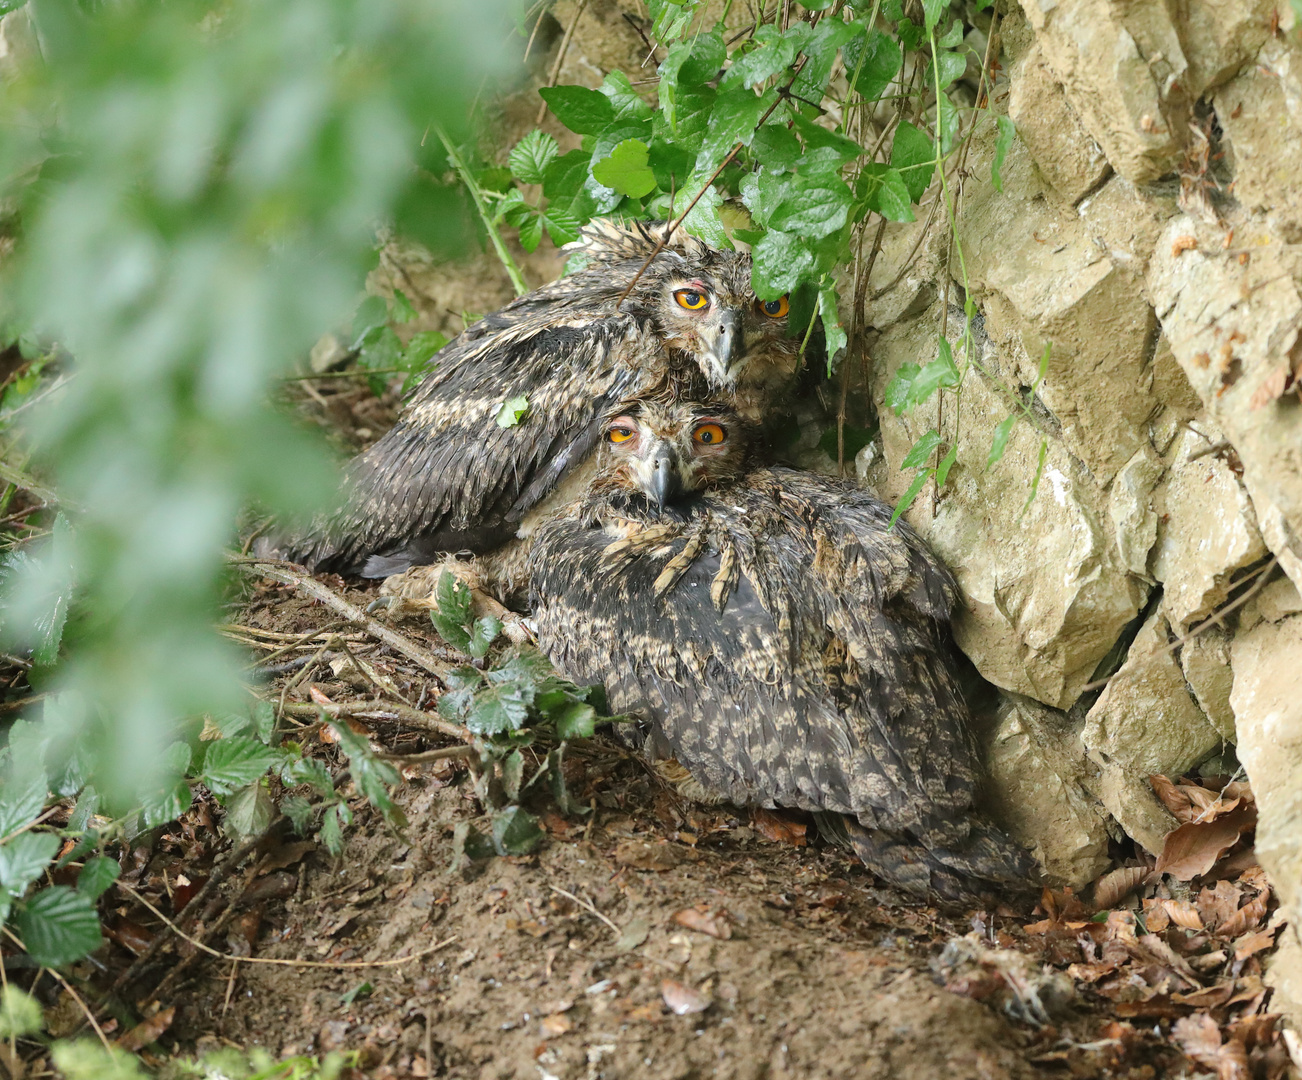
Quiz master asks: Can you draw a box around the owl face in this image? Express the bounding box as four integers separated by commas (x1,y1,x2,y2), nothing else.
598,400,750,507
641,249,795,391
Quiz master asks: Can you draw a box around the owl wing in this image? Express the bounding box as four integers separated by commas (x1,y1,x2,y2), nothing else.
278,304,666,576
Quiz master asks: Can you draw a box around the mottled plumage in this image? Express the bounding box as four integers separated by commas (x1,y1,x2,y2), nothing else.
529,401,1036,901
268,220,800,577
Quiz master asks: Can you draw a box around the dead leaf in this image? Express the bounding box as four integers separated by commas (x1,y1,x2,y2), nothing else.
1163,899,1205,931
1171,235,1198,256
661,979,711,1016
1173,983,1236,1008
614,917,650,954
1093,865,1148,910
308,685,334,706
672,905,732,940
1135,933,1201,989
116,1006,176,1053
1142,897,1171,933
751,808,807,847
259,840,316,874
1220,891,1269,938
1233,927,1279,961
614,840,685,872
1155,806,1254,880
1199,879,1244,930
1249,367,1289,410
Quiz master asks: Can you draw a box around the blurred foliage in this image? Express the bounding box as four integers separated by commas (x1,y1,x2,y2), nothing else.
0,0,511,974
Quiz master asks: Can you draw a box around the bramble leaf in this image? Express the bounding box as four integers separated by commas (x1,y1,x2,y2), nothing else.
592,138,657,198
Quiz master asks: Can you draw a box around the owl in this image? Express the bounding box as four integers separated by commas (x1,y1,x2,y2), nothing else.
528,399,1038,902
265,220,801,580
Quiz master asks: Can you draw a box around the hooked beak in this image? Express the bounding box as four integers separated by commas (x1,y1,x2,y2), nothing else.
648,446,684,508
700,308,746,387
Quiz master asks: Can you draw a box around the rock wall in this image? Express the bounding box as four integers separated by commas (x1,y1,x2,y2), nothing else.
858,0,1302,1023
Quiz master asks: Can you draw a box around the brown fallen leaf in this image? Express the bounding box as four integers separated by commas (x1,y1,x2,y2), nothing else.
672,904,733,940
751,808,807,847
1174,1013,1251,1080
1163,898,1205,931
1155,806,1255,880
259,839,317,874
1142,897,1172,933
1219,890,1268,938
1199,879,1244,930
661,979,711,1016
1173,983,1237,1008
1233,926,1279,961
116,1006,176,1053
1249,367,1289,410
614,840,685,871
1093,865,1148,911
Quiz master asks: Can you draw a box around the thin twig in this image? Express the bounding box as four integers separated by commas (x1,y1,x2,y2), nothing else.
535,0,592,126
549,884,621,936
377,744,478,764
277,700,475,745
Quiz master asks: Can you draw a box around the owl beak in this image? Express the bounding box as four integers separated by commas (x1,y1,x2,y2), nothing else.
648,446,684,508
701,308,746,386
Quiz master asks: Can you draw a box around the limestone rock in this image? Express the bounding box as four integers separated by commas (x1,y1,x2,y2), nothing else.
1082,608,1224,853
1108,444,1163,578
960,127,1161,484
1172,0,1276,97
1179,626,1236,741
1075,175,1178,278
1148,333,1203,421
1146,214,1302,551
1230,578,1302,1023
1150,426,1268,628
1215,38,1302,241
981,695,1112,888
1017,0,1188,184
865,304,1150,710
1008,43,1110,204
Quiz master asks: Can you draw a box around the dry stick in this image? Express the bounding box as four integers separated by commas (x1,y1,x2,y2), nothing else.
237,560,453,680
278,700,475,745
535,0,592,126
117,882,458,972
548,884,621,936
377,744,478,764
246,620,347,671
1081,556,1281,694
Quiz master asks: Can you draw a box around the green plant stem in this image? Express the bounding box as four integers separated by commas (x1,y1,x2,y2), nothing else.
434,125,529,297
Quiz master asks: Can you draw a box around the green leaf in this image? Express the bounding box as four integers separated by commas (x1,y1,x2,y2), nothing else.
987,414,1019,470
885,362,921,414
0,774,48,839
751,230,816,299
934,442,959,487
860,164,914,223
517,209,544,253
680,182,730,250
542,149,592,202
790,113,862,166
282,795,315,834
223,781,275,841
435,568,473,627
201,737,281,796
0,831,59,897
938,18,964,48
553,701,596,740
320,804,344,856
1021,438,1049,518
888,469,931,529
751,123,803,172
543,205,581,247
538,86,616,135
936,91,960,155
466,684,531,736
491,805,543,856
931,48,966,89
901,429,942,469
340,981,374,1006
697,83,774,170
600,70,654,123
992,115,1017,193
17,886,103,967
844,29,901,101
50,1043,149,1080
495,393,530,429
658,32,725,130
545,745,590,815
468,616,502,661
905,337,962,406
769,174,853,238
0,986,44,1040
329,723,402,824
508,130,559,185
76,856,120,902
922,0,949,31
820,284,847,368
501,749,525,801
404,330,448,371
390,288,417,324
591,138,657,198
1034,340,1052,387
890,121,935,202
723,24,809,89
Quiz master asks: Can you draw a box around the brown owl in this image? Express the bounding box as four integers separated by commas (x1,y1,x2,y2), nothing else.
528,399,1037,902
264,221,801,581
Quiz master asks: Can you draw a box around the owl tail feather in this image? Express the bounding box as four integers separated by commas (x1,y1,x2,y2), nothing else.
816,813,1040,906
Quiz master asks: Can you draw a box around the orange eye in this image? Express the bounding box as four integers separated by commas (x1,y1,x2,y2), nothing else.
607,426,636,444
674,289,710,311
693,422,726,446
758,295,789,318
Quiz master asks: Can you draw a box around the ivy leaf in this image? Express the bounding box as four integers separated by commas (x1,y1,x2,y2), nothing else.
17,886,103,967
752,229,816,299
537,85,615,135
76,855,120,902
201,736,281,796
591,138,657,198
987,413,1018,470
751,123,803,172
902,429,942,469
491,805,543,856
508,129,559,185
890,121,935,202
885,362,920,414
921,0,948,31
723,24,810,89
938,18,964,48
936,91,960,155
496,394,530,428
844,28,901,101
600,70,654,123
820,284,847,369
935,441,959,487
888,468,930,529
908,336,962,404
769,174,853,238
860,163,914,222
992,115,1017,193
930,48,966,90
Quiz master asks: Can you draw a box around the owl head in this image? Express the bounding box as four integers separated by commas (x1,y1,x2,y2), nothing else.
595,398,752,507
568,220,800,392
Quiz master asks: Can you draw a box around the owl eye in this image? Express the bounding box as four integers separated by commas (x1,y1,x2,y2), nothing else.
674,289,710,311
758,295,790,318
607,425,637,444
692,422,726,446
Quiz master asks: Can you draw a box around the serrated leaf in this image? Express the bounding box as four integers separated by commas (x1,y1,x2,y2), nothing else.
390,288,417,324
538,85,615,135
282,756,334,797
468,615,502,661
501,749,525,801
435,568,473,627
76,856,119,901
201,736,281,796
141,777,192,829
889,121,935,202
987,413,1018,470
320,804,344,855
508,130,559,185
0,831,59,896
496,394,530,428
491,805,542,856
888,469,930,529
697,83,774,170
902,429,942,469
752,230,816,299
517,209,544,252
820,285,847,370
844,28,901,101
17,885,103,967
769,174,852,238
992,115,1017,193
724,24,810,88
0,986,43,1040
329,722,401,822
751,123,803,172
553,701,596,740
542,149,591,203
543,205,581,247
591,138,657,198
281,795,315,834
466,685,531,736
600,70,654,123
0,773,48,839
222,782,274,841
